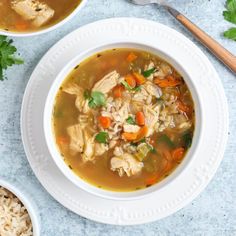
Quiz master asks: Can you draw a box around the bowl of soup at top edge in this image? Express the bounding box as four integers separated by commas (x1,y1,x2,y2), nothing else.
44,42,203,200
0,0,87,37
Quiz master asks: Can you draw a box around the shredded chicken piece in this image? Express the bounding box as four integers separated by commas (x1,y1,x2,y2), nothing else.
143,105,160,136
123,124,140,133
112,102,130,123
110,153,143,177
67,124,84,155
154,62,172,77
92,70,119,94
113,146,124,157
81,130,95,162
11,0,54,27
94,143,107,156
63,84,90,114
144,81,162,98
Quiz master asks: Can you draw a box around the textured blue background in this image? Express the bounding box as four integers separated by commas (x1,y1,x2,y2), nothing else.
0,0,235,235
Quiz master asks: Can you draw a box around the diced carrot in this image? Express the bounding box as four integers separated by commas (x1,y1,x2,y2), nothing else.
113,85,124,98
122,132,138,141
154,75,181,88
98,116,111,129
177,100,190,113
133,72,146,85
123,125,148,142
172,147,185,161
146,176,158,186
57,136,69,145
125,74,136,88
135,125,148,142
126,52,137,62
136,111,145,126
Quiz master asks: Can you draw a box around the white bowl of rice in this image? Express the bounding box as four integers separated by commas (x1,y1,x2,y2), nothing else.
0,179,40,236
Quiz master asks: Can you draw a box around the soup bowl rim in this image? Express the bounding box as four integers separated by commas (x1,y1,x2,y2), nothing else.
44,41,203,201
0,0,87,37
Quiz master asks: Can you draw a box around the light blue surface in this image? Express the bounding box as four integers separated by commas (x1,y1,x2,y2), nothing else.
0,0,235,235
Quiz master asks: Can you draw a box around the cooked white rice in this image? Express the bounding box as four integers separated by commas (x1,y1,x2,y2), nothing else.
0,187,33,236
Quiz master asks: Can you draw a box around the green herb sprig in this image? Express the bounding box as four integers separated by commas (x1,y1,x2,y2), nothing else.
95,132,109,144
223,0,236,41
142,68,156,78
84,90,106,109
0,36,24,81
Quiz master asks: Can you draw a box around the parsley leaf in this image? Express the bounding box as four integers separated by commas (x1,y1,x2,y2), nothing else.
224,27,236,40
121,81,142,92
223,0,236,41
126,116,136,125
0,36,24,81
85,90,106,109
95,132,109,144
142,68,156,78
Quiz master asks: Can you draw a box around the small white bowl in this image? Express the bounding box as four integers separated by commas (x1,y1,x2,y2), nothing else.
0,0,87,37
44,42,203,201
0,179,40,235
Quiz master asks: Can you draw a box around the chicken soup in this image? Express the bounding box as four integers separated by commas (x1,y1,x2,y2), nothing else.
52,48,195,192
0,0,81,32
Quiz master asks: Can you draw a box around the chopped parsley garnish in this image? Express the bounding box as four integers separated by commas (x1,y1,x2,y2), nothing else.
95,132,109,144
84,90,106,108
142,68,156,78
224,28,236,41
223,0,236,24
0,36,24,81
223,0,236,41
126,116,136,125
121,80,142,92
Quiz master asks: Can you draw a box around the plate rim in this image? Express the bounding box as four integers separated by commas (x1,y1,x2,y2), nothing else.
20,17,229,225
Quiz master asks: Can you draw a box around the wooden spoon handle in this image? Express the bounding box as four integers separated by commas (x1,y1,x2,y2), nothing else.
164,5,236,74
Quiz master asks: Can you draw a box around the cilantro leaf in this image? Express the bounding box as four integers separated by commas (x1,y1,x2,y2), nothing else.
95,132,109,144
223,0,236,24
91,91,106,106
121,81,142,92
142,68,156,78
126,116,136,125
224,27,236,40
226,0,236,12
0,36,24,81
223,11,236,24
86,90,106,109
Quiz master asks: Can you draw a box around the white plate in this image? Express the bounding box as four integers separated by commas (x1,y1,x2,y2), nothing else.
21,18,229,225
